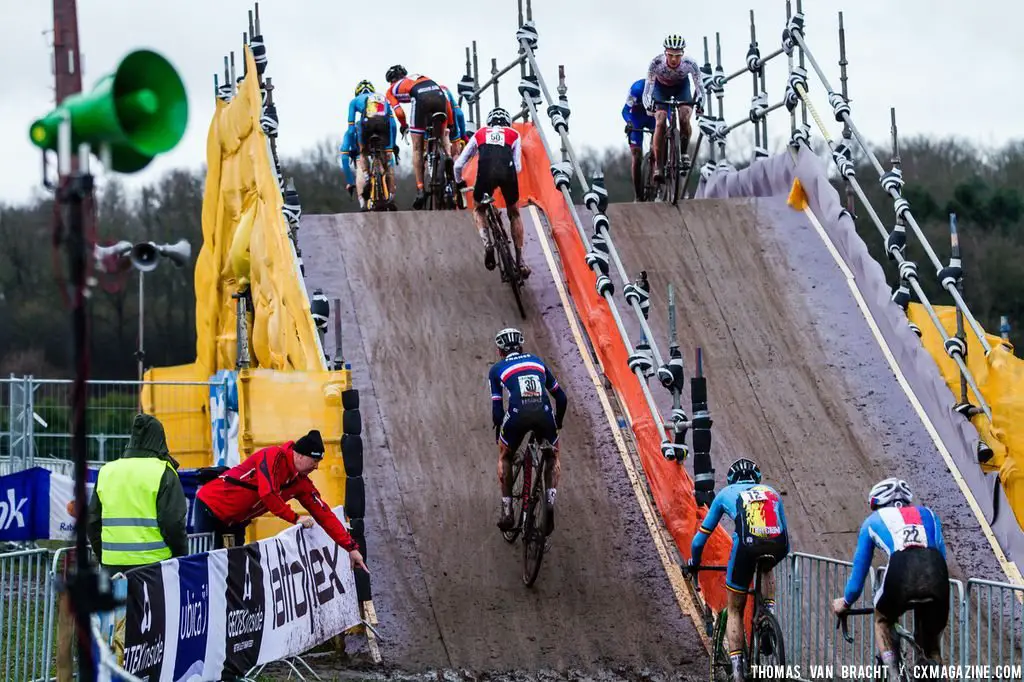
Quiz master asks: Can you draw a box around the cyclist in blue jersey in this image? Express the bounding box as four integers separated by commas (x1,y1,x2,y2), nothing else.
623,78,657,202
689,458,790,682
488,328,568,534
832,478,948,673
345,80,398,208
441,85,469,158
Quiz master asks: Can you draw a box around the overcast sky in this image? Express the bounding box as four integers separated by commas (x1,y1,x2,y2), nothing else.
1,0,1021,205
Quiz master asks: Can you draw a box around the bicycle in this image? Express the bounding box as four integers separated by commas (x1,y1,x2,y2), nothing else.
500,431,554,587
684,558,787,681
478,192,526,319
363,133,396,212
652,96,700,206
423,111,458,211
837,601,938,682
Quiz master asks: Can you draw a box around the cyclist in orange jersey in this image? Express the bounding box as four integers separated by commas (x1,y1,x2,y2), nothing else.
385,65,453,209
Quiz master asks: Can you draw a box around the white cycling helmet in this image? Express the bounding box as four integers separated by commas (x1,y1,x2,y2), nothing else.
869,478,913,510
486,107,512,127
664,34,686,51
495,327,524,353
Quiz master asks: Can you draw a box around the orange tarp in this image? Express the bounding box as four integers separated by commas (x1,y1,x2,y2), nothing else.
465,124,734,612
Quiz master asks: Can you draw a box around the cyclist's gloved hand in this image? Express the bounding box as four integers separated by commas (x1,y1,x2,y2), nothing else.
346,184,355,197
624,123,632,135
831,597,849,615
400,124,409,138
456,179,468,191
392,146,401,164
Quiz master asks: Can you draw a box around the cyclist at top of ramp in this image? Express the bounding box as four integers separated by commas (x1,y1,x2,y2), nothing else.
643,33,704,183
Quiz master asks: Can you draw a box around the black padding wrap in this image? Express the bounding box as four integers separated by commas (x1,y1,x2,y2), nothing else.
690,374,714,505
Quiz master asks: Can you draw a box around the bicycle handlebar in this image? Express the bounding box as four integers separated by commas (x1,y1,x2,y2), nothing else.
836,608,874,644
653,98,701,107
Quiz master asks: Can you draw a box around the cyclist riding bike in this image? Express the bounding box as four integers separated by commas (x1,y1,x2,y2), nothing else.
831,478,949,676
689,458,790,682
441,84,470,158
489,328,567,535
622,78,657,202
643,34,704,183
346,79,398,208
384,65,453,209
454,107,529,277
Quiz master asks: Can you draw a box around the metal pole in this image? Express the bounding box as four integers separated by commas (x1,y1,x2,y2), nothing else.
950,213,968,404
839,12,855,215
786,0,796,135
702,36,716,163
472,41,482,127
749,10,760,153
491,57,500,108
137,271,145,381
332,298,344,369
558,66,569,162
229,51,237,95
714,32,726,160
796,0,807,126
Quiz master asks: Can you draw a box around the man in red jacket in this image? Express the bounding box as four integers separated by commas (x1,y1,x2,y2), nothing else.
195,429,368,572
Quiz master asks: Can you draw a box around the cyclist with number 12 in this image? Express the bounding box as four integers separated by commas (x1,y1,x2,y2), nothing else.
832,479,949,677
688,458,790,682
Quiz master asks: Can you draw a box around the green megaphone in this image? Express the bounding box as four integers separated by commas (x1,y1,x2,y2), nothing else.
29,49,188,173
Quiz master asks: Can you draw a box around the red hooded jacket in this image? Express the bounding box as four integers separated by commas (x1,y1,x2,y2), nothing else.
196,441,357,552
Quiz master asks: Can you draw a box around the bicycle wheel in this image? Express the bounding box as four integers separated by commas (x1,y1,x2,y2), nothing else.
502,449,524,544
490,210,526,319
641,150,656,202
522,443,547,587
667,120,681,206
709,609,733,682
751,610,786,672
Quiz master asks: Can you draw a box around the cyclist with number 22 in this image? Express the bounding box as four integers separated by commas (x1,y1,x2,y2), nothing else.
488,328,567,535
832,478,949,677
689,458,790,682
643,34,704,183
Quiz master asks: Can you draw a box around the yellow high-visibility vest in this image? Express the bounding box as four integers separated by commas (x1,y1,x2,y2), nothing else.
95,457,176,567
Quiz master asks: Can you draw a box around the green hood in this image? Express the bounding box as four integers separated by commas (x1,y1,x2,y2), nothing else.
122,413,178,468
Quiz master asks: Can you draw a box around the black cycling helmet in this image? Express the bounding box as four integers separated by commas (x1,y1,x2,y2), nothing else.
727,458,762,485
385,65,408,83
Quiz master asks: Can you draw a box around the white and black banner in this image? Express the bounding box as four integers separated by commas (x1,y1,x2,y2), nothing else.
120,506,361,682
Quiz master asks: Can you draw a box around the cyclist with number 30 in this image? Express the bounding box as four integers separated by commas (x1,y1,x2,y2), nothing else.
832,479,949,677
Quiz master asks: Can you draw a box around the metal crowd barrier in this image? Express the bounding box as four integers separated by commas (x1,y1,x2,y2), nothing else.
0,533,214,682
2,375,224,471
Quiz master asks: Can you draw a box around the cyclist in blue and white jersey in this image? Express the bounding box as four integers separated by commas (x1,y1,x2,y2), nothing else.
689,458,790,682
622,79,657,201
344,79,398,208
832,478,948,672
643,34,704,183
488,328,567,534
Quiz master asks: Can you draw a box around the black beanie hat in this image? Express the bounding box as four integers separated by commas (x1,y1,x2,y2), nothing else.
294,429,325,459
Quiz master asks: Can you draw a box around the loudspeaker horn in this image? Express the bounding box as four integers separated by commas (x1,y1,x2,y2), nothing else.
28,49,188,173
93,240,133,273
156,238,192,267
130,241,160,272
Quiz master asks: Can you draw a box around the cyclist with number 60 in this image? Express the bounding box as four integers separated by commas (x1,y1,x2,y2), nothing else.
688,458,790,682
831,479,949,677
454,107,529,278
488,328,567,536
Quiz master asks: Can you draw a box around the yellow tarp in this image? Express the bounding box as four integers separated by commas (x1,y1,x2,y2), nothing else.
145,46,352,540
237,369,350,541
909,303,1024,530
196,46,324,375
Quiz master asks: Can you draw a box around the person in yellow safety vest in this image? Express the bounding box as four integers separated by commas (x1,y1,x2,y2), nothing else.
87,413,188,575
